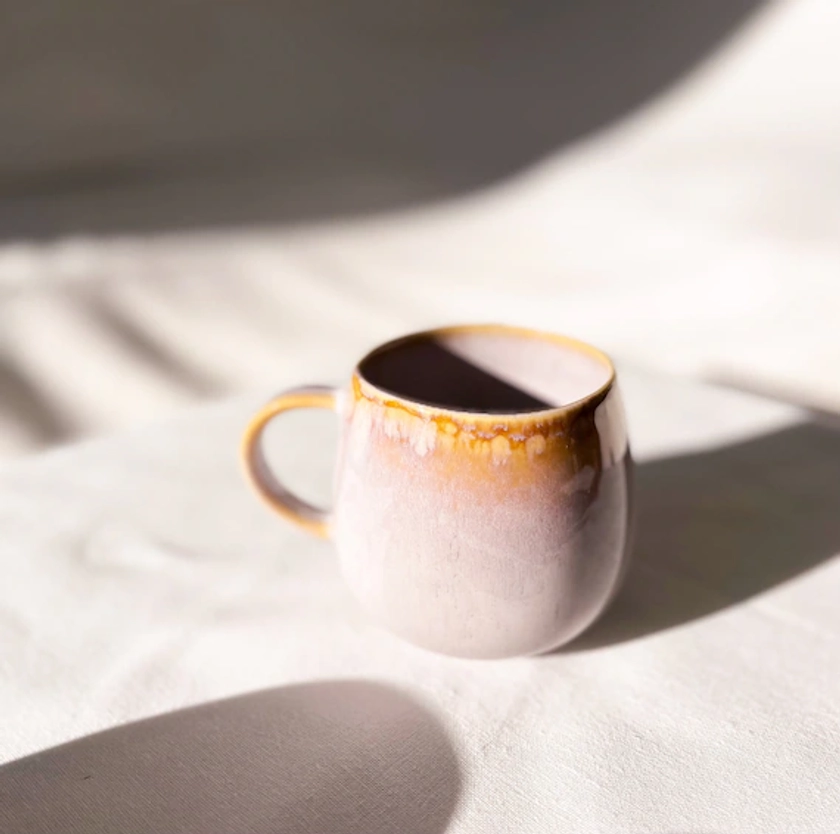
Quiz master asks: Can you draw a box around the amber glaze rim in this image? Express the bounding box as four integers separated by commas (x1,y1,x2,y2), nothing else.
353,323,616,426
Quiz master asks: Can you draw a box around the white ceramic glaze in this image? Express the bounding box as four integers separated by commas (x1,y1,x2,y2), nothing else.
243,325,632,658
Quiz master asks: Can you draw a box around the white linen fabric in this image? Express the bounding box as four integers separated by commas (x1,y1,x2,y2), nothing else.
2,2,840,831
1,0,840,460
1,368,839,832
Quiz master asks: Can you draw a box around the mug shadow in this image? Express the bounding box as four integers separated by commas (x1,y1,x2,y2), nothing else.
0,680,461,834
569,420,840,650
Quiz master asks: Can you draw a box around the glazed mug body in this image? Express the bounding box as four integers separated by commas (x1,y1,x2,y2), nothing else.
242,324,632,658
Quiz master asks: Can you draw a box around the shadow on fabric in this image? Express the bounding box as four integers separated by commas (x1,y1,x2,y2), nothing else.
0,0,764,239
0,680,461,834
569,420,840,649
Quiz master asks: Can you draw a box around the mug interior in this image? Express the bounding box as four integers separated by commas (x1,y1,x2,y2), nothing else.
358,325,613,414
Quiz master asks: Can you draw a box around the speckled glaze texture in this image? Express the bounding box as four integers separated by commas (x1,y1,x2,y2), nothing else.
332,328,632,659
243,325,632,659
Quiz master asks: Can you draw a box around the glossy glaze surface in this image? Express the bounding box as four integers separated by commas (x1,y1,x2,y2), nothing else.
332,325,632,658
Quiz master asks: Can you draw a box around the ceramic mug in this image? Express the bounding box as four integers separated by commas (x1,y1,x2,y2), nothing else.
242,324,632,658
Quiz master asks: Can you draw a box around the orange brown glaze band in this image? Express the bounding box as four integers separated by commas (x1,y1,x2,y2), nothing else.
350,372,610,464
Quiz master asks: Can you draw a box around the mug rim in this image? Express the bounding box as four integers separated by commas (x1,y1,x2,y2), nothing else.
353,323,616,421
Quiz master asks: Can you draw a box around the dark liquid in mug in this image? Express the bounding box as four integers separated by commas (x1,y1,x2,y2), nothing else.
359,330,611,414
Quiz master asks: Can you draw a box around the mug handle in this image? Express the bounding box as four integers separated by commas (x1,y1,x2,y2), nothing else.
241,385,339,540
